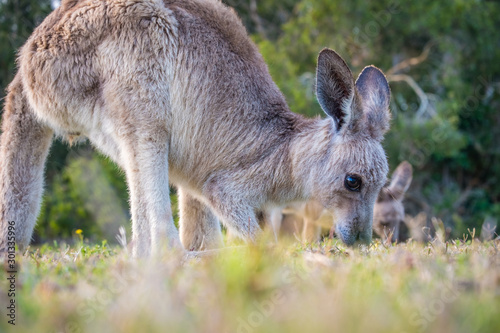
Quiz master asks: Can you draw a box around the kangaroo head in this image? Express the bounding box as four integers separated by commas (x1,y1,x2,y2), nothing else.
373,161,413,242
311,48,391,245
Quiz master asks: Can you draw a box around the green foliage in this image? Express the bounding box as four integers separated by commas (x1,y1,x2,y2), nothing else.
36,146,130,243
223,0,299,39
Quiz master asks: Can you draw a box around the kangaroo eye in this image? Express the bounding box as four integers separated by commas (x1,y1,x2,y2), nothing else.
345,174,362,192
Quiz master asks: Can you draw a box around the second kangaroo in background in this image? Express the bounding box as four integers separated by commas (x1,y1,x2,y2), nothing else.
272,161,413,243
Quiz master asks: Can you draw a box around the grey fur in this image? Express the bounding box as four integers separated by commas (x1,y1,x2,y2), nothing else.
0,0,391,255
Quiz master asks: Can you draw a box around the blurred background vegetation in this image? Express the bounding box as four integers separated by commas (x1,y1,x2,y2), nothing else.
0,0,499,243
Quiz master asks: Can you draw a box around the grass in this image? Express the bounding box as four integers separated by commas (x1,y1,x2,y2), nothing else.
1,234,499,333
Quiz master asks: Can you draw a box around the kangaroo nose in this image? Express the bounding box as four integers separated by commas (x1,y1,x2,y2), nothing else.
338,229,371,246
335,218,372,246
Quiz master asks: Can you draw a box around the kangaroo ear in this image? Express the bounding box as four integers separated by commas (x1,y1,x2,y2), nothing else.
355,66,391,140
388,161,413,201
316,49,355,131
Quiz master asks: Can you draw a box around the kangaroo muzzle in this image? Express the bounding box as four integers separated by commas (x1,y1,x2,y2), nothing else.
335,216,373,246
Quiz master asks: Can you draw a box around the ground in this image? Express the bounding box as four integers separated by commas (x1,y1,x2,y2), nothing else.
1,232,499,333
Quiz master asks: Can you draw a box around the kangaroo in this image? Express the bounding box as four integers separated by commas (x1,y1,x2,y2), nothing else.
0,0,391,257
372,161,413,242
272,161,413,243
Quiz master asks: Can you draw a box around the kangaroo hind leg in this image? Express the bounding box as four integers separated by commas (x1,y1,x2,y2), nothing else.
0,76,54,252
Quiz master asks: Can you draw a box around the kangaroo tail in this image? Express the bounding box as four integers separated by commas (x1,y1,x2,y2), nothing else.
0,75,53,253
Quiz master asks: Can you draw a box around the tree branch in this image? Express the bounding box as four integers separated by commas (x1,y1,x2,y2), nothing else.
387,73,429,118
387,42,434,76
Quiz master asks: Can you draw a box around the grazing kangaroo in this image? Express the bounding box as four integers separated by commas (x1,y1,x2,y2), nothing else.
0,0,391,257
373,161,413,242
272,161,413,243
